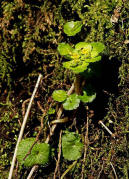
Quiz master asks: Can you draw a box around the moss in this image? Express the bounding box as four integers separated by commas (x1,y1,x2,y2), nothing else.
0,102,20,176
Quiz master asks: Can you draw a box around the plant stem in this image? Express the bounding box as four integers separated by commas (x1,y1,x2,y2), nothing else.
74,74,84,95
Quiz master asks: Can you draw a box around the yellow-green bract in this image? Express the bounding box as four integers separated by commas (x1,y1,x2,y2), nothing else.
58,42,105,74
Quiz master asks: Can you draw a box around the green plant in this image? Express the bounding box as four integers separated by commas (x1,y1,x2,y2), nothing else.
63,21,83,36
62,131,83,161
17,138,51,167
52,21,105,110
16,131,83,168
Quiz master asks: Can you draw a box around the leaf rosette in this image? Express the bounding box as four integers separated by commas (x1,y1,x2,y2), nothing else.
58,42,105,74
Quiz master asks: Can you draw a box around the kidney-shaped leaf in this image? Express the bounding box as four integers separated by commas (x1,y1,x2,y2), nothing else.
85,56,101,63
79,85,96,103
17,138,50,167
64,21,83,36
52,90,67,102
62,131,83,161
63,60,89,74
58,43,73,56
91,42,105,57
75,42,91,51
63,94,80,110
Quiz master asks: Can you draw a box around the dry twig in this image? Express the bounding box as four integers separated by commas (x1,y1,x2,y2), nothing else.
27,165,39,179
81,106,89,179
8,74,42,179
54,130,62,179
110,162,118,179
97,162,104,179
22,98,30,117
99,120,115,138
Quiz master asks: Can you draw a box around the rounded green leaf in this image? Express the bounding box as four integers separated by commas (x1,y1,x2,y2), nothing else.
52,90,67,102
62,131,83,161
85,56,101,63
63,61,89,74
79,85,96,103
63,94,80,110
71,63,89,74
57,43,73,56
91,42,105,57
17,138,50,167
64,21,83,36
75,42,91,50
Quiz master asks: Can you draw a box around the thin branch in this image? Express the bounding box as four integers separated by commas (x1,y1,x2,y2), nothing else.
54,130,62,179
110,162,118,179
8,74,42,179
27,165,39,179
97,162,104,179
99,120,115,138
61,161,77,179
22,98,30,117
81,106,89,179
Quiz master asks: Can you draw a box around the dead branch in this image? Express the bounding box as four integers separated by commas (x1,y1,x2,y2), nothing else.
22,98,30,117
8,74,42,179
110,162,118,179
27,165,39,179
54,130,62,179
81,106,89,179
99,120,115,138
97,162,104,179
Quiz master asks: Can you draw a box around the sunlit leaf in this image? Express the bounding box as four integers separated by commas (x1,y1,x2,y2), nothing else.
63,94,80,110
91,42,105,57
52,90,67,102
57,43,73,56
64,21,83,36
79,86,96,103
62,131,83,161
71,62,89,74
17,138,50,167
85,56,101,63
75,42,91,51
63,60,89,74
